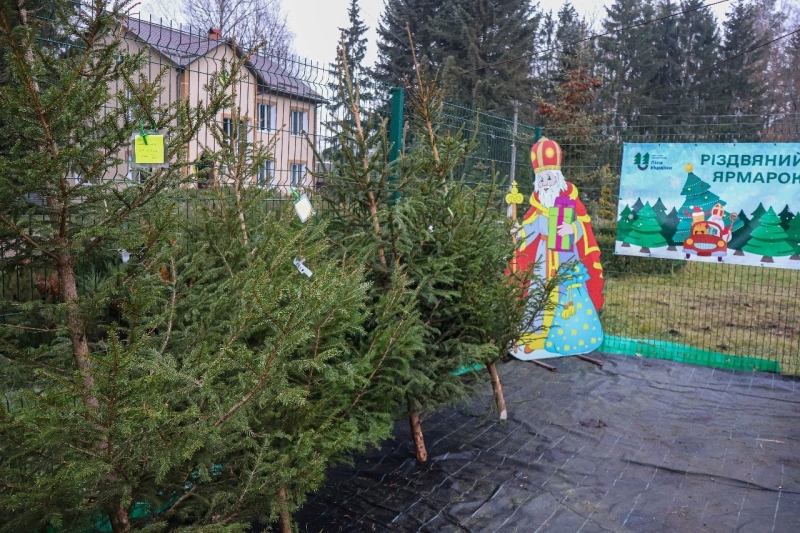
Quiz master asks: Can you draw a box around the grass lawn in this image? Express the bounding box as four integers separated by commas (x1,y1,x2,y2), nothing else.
601,261,800,375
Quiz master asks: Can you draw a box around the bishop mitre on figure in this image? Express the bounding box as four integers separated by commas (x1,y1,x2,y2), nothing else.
510,137,605,360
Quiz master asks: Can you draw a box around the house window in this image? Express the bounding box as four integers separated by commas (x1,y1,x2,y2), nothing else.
290,110,308,136
257,161,275,186
222,117,250,152
290,163,306,186
258,103,276,132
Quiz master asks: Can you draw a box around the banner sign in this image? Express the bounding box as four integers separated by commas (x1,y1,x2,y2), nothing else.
616,143,800,269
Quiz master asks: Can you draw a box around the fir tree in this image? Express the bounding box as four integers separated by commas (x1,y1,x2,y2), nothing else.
0,1,280,529
645,0,685,117
624,202,668,252
718,0,769,115
729,205,765,251
742,207,795,261
631,197,645,213
315,49,551,462
329,0,373,117
597,0,657,124
679,0,722,115
436,0,540,115
375,0,447,93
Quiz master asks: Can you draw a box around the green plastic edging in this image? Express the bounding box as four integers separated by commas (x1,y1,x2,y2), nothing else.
599,335,780,373
453,362,485,376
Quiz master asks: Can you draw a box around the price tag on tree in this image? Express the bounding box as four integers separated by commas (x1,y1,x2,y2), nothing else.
291,187,314,223
132,131,168,168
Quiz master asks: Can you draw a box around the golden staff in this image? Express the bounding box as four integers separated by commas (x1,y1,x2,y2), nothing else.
505,181,524,273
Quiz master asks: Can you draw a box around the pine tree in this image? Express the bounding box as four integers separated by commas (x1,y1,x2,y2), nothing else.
624,202,668,252
673,167,743,242
742,207,795,261
730,205,764,252
631,197,645,213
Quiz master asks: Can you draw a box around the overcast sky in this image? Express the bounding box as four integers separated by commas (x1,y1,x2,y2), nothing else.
136,0,736,67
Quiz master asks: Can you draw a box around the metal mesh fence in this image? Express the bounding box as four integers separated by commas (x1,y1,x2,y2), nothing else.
3,13,799,375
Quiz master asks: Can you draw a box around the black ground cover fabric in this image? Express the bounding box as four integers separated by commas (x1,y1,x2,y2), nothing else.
294,353,800,532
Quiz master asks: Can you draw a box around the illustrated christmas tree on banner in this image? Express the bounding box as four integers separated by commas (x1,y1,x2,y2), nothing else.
742,207,795,262
729,203,766,252
778,204,794,230
623,202,668,253
661,207,681,249
674,164,744,244
785,214,800,260
616,204,636,245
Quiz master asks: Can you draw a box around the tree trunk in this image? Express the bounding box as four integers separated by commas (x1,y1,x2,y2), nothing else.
621,242,630,247
761,255,774,263
640,247,650,254
57,253,99,410
279,486,292,533
486,361,507,420
667,245,677,251
108,506,131,533
408,402,427,463
790,255,800,260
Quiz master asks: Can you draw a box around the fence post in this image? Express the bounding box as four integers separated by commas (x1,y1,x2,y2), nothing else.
389,87,404,163
534,126,543,143
509,101,520,185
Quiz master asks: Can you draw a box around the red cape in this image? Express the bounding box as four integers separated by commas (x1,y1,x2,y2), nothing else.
513,183,604,310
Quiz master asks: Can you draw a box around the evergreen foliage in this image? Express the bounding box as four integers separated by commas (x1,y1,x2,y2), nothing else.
0,3,397,531
316,48,551,460
375,0,540,115
616,204,636,242
718,0,769,115
778,204,794,229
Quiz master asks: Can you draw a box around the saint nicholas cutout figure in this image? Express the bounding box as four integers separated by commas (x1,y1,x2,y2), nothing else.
510,137,605,359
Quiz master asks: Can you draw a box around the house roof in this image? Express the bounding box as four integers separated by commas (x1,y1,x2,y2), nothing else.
123,18,327,105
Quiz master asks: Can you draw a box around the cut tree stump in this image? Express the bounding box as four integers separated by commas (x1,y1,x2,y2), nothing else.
408,404,428,462
486,361,507,420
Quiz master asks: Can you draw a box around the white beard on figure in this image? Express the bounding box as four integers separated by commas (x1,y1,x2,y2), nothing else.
535,170,568,208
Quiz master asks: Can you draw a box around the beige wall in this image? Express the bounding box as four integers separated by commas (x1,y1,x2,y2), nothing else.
101,34,318,191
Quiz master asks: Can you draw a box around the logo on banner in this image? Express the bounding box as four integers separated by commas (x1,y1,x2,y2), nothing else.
634,152,650,170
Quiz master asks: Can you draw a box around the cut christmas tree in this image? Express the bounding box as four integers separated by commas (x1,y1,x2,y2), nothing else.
742,207,795,262
674,165,743,243
623,202,668,253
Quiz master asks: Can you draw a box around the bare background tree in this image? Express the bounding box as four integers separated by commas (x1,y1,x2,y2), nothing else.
144,0,295,56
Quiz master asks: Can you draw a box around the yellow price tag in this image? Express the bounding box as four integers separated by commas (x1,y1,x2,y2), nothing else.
134,134,166,164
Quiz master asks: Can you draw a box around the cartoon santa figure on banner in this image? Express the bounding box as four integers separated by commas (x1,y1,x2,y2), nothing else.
510,137,605,360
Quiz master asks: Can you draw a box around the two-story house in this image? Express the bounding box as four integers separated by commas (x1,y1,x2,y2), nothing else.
117,17,326,190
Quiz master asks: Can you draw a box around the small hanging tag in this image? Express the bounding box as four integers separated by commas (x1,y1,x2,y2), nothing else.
293,194,314,223
293,257,313,277
132,131,168,168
